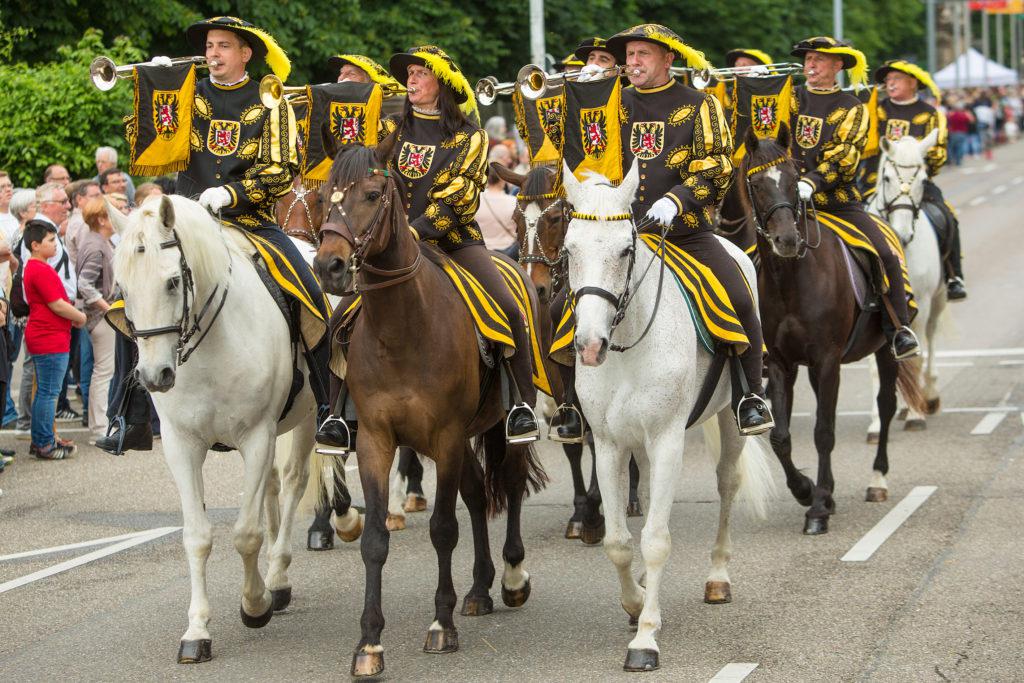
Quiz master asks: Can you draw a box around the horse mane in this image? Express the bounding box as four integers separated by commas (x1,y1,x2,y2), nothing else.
114,195,234,293
324,144,379,193
522,165,555,198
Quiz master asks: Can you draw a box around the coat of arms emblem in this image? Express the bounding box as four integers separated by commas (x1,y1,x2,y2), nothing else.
537,96,564,146
750,95,779,137
885,119,911,141
630,122,664,160
207,120,241,156
795,114,823,149
330,103,365,144
152,91,179,140
580,107,609,159
398,142,435,179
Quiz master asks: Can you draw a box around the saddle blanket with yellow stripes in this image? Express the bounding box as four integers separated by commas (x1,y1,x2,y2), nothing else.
340,253,553,396
550,234,753,364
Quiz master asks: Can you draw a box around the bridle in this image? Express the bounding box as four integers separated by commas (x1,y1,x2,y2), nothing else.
280,181,321,246
514,189,569,290
743,154,820,257
321,167,422,295
877,157,924,243
125,230,230,366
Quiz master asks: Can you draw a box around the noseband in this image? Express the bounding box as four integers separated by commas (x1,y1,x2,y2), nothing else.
744,155,819,257
321,168,422,294
125,230,230,366
515,190,569,288
878,160,923,241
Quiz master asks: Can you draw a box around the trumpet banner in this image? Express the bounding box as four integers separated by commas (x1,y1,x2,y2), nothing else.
561,76,623,184
513,84,565,165
729,74,793,163
126,63,196,176
302,82,382,187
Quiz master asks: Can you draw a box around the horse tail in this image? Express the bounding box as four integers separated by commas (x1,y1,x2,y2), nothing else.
297,445,331,517
896,354,928,416
701,417,775,520
478,423,549,518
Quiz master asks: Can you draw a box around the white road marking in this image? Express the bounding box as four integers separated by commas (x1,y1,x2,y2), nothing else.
998,360,1024,366
968,195,987,207
841,486,937,562
992,185,1007,195
983,163,997,172
709,663,759,682
841,360,973,370
792,405,1017,418
0,527,180,594
962,167,978,175
935,347,1024,358
971,412,1008,435
0,529,161,562
1012,176,1024,185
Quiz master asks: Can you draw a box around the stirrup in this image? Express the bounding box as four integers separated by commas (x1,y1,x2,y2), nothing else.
892,326,921,361
315,415,353,455
104,415,127,456
735,394,775,436
506,403,540,444
547,403,585,444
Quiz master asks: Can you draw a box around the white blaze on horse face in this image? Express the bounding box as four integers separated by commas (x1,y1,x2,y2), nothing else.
764,165,782,189
522,202,543,277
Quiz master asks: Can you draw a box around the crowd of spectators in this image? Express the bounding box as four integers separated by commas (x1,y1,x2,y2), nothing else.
0,148,173,483
941,85,1024,165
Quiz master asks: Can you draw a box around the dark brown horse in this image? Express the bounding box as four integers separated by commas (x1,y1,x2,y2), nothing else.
723,124,924,535
313,138,547,678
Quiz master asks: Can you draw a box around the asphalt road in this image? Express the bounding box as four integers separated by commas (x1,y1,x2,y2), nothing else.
2,142,1023,682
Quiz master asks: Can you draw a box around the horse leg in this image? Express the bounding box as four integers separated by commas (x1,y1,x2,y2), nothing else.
804,357,841,535
266,417,314,612
458,442,496,616
921,296,944,416
423,433,463,654
163,432,215,663
866,356,882,444
386,451,407,531
235,427,277,628
307,461,336,550
498,432,536,608
333,459,363,543
704,410,743,605
351,432,398,678
868,348,899,502
401,447,429,512
594,436,643,626
767,359,813,505
563,441,587,539
580,435,606,545
627,456,643,517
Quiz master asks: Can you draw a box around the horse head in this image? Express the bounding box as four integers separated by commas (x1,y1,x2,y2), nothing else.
110,194,232,392
495,163,567,303
561,162,641,367
275,176,324,246
874,128,938,246
741,123,803,258
314,130,402,295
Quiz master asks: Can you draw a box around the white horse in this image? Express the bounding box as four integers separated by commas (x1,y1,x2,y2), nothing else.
867,130,947,439
108,195,316,663
561,166,774,672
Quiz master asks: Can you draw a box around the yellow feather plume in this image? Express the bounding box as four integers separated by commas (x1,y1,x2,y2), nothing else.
735,49,773,66
417,50,479,122
647,30,711,70
888,60,941,100
817,46,868,89
242,25,291,82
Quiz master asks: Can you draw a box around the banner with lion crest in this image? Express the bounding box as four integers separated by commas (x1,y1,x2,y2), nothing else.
729,74,793,163
302,82,383,187
561,76,623,185
126,63,197,176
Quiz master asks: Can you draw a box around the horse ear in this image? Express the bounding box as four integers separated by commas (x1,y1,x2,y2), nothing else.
375,129,399,166
158,195,175,231
919,127,940,155
617,161,640,204
491,162,526,188
321,121,339,161
744,125,760,154
561,161,582,204
105,198,130,235
776,120,791,150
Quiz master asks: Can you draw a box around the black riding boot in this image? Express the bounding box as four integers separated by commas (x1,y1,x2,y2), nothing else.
95,385,154,455
548,363,584,443
880,306,921,360
503,358,539,444
945,226,967,300
732,348,774,436
316,376,356,454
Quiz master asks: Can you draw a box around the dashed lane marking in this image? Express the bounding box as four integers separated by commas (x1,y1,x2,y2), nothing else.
971,411,1008,435
709,663,759,682
992,185,1008,195
792,405,1017,418
0,527,180,594
935,347,1024,358
1012,176,1024,185
0,529,162,562
968,195,987,206
841,486,937,562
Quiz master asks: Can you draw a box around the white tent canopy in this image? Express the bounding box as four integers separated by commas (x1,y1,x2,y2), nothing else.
934,48,1019,89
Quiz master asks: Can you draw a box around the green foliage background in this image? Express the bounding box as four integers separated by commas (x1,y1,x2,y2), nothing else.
0,0,926,186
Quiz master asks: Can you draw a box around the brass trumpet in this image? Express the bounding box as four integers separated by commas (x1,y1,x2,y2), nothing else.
696,62,805,83
89,55,214,91
259,74,406,108
475,65,544,106
516,63,696,100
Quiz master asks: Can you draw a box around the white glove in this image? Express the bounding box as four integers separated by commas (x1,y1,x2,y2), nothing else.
150,55,174,67
576,64,605,83
797,180,815,201
198,186,232,213
645,197,678,227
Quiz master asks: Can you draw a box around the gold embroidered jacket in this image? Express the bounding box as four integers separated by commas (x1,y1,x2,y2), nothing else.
620,78,734,237
861,97,948,188
176,77,298,228
790,85,869,209
384,112,487,252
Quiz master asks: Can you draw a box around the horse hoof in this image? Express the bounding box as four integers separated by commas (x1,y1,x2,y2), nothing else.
271,587,292,612
306,530,334,551
501,578,532,608
623,648,660,672
423,627,459,653
704,580,732,604
897,407,909,420
240,602,273,629
177,639,212,664
925,397,941,415
803,517,829,535
866,431,880,445
580,520,605,546
865,487,889,503
626,500,643,517
565,520,583,539
336,514,363,543
904,418,927,432
460,595,494,616
403,494,428,513
386,513,406,531
351,648,384,678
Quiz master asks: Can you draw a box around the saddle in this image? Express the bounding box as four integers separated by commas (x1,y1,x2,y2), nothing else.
921,199,953,258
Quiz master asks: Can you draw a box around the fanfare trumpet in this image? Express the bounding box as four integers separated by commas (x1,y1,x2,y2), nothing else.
89,55,215,91
695,62,805,82
474,65,548,106
259,74,406,109
515,63,696,100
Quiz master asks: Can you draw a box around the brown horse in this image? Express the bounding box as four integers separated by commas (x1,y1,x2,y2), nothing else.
313,138,547,678
723,124,924,535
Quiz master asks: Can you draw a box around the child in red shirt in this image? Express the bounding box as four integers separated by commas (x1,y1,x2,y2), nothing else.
22,220,86,460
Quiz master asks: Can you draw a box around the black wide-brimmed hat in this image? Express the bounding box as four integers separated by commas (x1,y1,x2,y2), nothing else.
389,45,477,117
185,16,290,81
791,36,867,87
725,49,773,68
573,37,615,64
605,24,710,70
874,59,941,99
328,54,404,92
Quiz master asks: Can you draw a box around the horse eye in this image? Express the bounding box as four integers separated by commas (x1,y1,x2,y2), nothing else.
167,276,181,292
366,191,381,202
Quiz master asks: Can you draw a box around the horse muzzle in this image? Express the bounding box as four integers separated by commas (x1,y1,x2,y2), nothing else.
137,364,176,393
575,335,608,367
313,253,353,295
